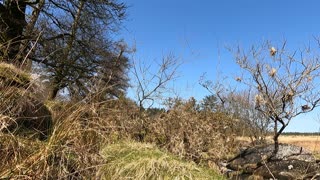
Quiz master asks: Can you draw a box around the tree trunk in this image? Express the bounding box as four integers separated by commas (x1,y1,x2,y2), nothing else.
273,121,287,155
0,0,27,65
273,120,278,154
19,0,45,71
50,86,60,100
273,134,279,155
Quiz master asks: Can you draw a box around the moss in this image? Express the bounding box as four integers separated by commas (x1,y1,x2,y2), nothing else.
99,141,225,180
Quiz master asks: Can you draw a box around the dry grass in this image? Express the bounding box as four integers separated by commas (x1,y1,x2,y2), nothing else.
0,95,236,178
0,63,52,139
237,135,320,158
279,135,320,156
0,101,106,179
0,63,236,178
0,62,30,88
0,99,228,179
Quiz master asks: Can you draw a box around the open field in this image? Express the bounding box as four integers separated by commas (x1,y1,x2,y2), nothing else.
279,135,320,155
237,135,320,156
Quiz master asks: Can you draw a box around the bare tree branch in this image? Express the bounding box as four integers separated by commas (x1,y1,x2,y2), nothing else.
132,53,181,111
233,40,320,155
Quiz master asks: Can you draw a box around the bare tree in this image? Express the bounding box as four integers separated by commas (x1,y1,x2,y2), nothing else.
33,0,127,99
132,53,181,111
225,90,271,143
233,40,320,154
200,78,271,142
199,75,231,111
130,53,180,141
87,42,130,102
0,0,128,100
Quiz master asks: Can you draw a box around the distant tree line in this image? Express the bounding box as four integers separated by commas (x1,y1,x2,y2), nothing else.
282,132,320,136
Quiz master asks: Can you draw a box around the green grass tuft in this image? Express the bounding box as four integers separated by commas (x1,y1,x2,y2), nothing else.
99,141,225,180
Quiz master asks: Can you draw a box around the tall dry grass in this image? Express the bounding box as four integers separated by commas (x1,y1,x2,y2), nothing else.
0,63,242,179
0,101,102,179
0,94,241,178
0,56,243,178
0,95,142,179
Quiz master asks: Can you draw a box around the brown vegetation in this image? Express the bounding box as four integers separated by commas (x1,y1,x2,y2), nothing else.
0,92,238,178
2,0,319,178
144,98,241,163
0,63,52,140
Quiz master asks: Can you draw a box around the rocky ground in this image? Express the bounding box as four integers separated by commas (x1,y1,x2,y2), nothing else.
224,144,320,179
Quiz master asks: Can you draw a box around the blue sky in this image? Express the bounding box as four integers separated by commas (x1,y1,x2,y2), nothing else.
121,0,320,132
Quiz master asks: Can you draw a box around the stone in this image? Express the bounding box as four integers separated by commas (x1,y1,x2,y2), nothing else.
226,144,319,179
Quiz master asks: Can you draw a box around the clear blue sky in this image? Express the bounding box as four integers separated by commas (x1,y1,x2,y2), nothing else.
121,0,320,132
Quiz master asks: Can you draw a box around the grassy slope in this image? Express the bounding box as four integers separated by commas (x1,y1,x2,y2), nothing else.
99,141,224,180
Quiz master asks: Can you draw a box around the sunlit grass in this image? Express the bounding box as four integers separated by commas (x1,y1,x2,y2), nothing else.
99,141,225,180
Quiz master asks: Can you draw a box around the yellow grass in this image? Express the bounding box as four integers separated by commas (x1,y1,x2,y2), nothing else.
279,135,320,155
99,141,225,179
237,135,320,158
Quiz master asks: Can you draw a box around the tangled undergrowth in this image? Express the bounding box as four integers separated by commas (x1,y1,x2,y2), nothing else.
144,99,241,163
0,96,241,179
0,64,240,179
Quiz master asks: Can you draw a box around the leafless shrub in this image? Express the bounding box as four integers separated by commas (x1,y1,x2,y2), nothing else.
200,76,271,144
233,40,320,155
144,98,240,163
